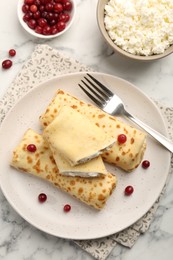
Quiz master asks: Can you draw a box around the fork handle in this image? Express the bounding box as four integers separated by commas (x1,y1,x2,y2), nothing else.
124,110,173,153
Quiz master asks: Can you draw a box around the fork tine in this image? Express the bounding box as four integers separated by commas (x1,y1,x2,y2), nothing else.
81,78,108,104
82,77,109,102
87,73,113,97
78,83,103,107
83,77,109,101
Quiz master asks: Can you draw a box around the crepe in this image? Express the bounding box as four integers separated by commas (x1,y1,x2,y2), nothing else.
55,153,107,177
43,106,115,166
10,128,117,209
39,89,147,172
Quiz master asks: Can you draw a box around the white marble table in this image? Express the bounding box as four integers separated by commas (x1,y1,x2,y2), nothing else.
0,0,173,259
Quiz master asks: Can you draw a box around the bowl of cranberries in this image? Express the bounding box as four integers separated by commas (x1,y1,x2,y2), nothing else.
17,0,76,38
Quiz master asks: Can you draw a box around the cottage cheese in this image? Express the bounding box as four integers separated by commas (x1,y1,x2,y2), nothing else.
104,0,173,56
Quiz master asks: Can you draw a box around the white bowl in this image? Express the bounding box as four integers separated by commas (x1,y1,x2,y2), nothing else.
17,0,76,39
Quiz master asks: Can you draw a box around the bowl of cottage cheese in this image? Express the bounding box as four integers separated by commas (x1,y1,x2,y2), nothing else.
97,0,173,60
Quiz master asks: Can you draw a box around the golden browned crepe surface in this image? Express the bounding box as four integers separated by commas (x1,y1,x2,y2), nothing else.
11,128,117,209
43,105,115,166
39,89,147,171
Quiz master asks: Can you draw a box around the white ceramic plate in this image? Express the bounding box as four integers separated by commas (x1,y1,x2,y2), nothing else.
0,72,171,240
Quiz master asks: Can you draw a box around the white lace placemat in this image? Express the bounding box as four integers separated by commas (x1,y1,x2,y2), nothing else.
0,44,172,260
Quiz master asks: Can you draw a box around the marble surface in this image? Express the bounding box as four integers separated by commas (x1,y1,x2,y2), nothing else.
0,0,173,259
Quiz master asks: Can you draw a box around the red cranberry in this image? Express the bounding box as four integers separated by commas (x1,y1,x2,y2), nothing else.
124,185,134,196
25,11,34,19
63,204,71,212
61,0,70,3
53,12,59,21
41,11,48,18
49,19,56,26
46,12,54,20
54,3,63,13
22,4,30,13
58,13,66,22
58,12,70,22
57,21,66,31
27,144,37,152
38,17,47,27
51,26,58,34
38,193,47,203
42,25,51,34
33,10,41,19
142,160,150,169
63,1,72,11
117,134,127,144
39,5,45,12
2,60,12,69
35,25,43,34
25,0,34,4
27,19,37,29
30,4,38,13
45,3,54,11
34,0,41,5
23,13,31,22
9,49,16,57
64,13,70,22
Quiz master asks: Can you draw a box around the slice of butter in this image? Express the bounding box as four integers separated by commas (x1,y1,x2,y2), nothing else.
43,106,115,166
55,153,107,177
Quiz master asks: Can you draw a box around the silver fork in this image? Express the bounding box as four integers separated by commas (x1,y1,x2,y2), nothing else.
78,73,173,153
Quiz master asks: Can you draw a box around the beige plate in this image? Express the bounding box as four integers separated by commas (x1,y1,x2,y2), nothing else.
0,72,171,239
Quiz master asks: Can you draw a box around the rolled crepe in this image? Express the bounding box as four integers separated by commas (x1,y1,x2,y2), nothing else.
39,89,147,172
43,106,115,166
54,153,108,177
10,128,117,209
